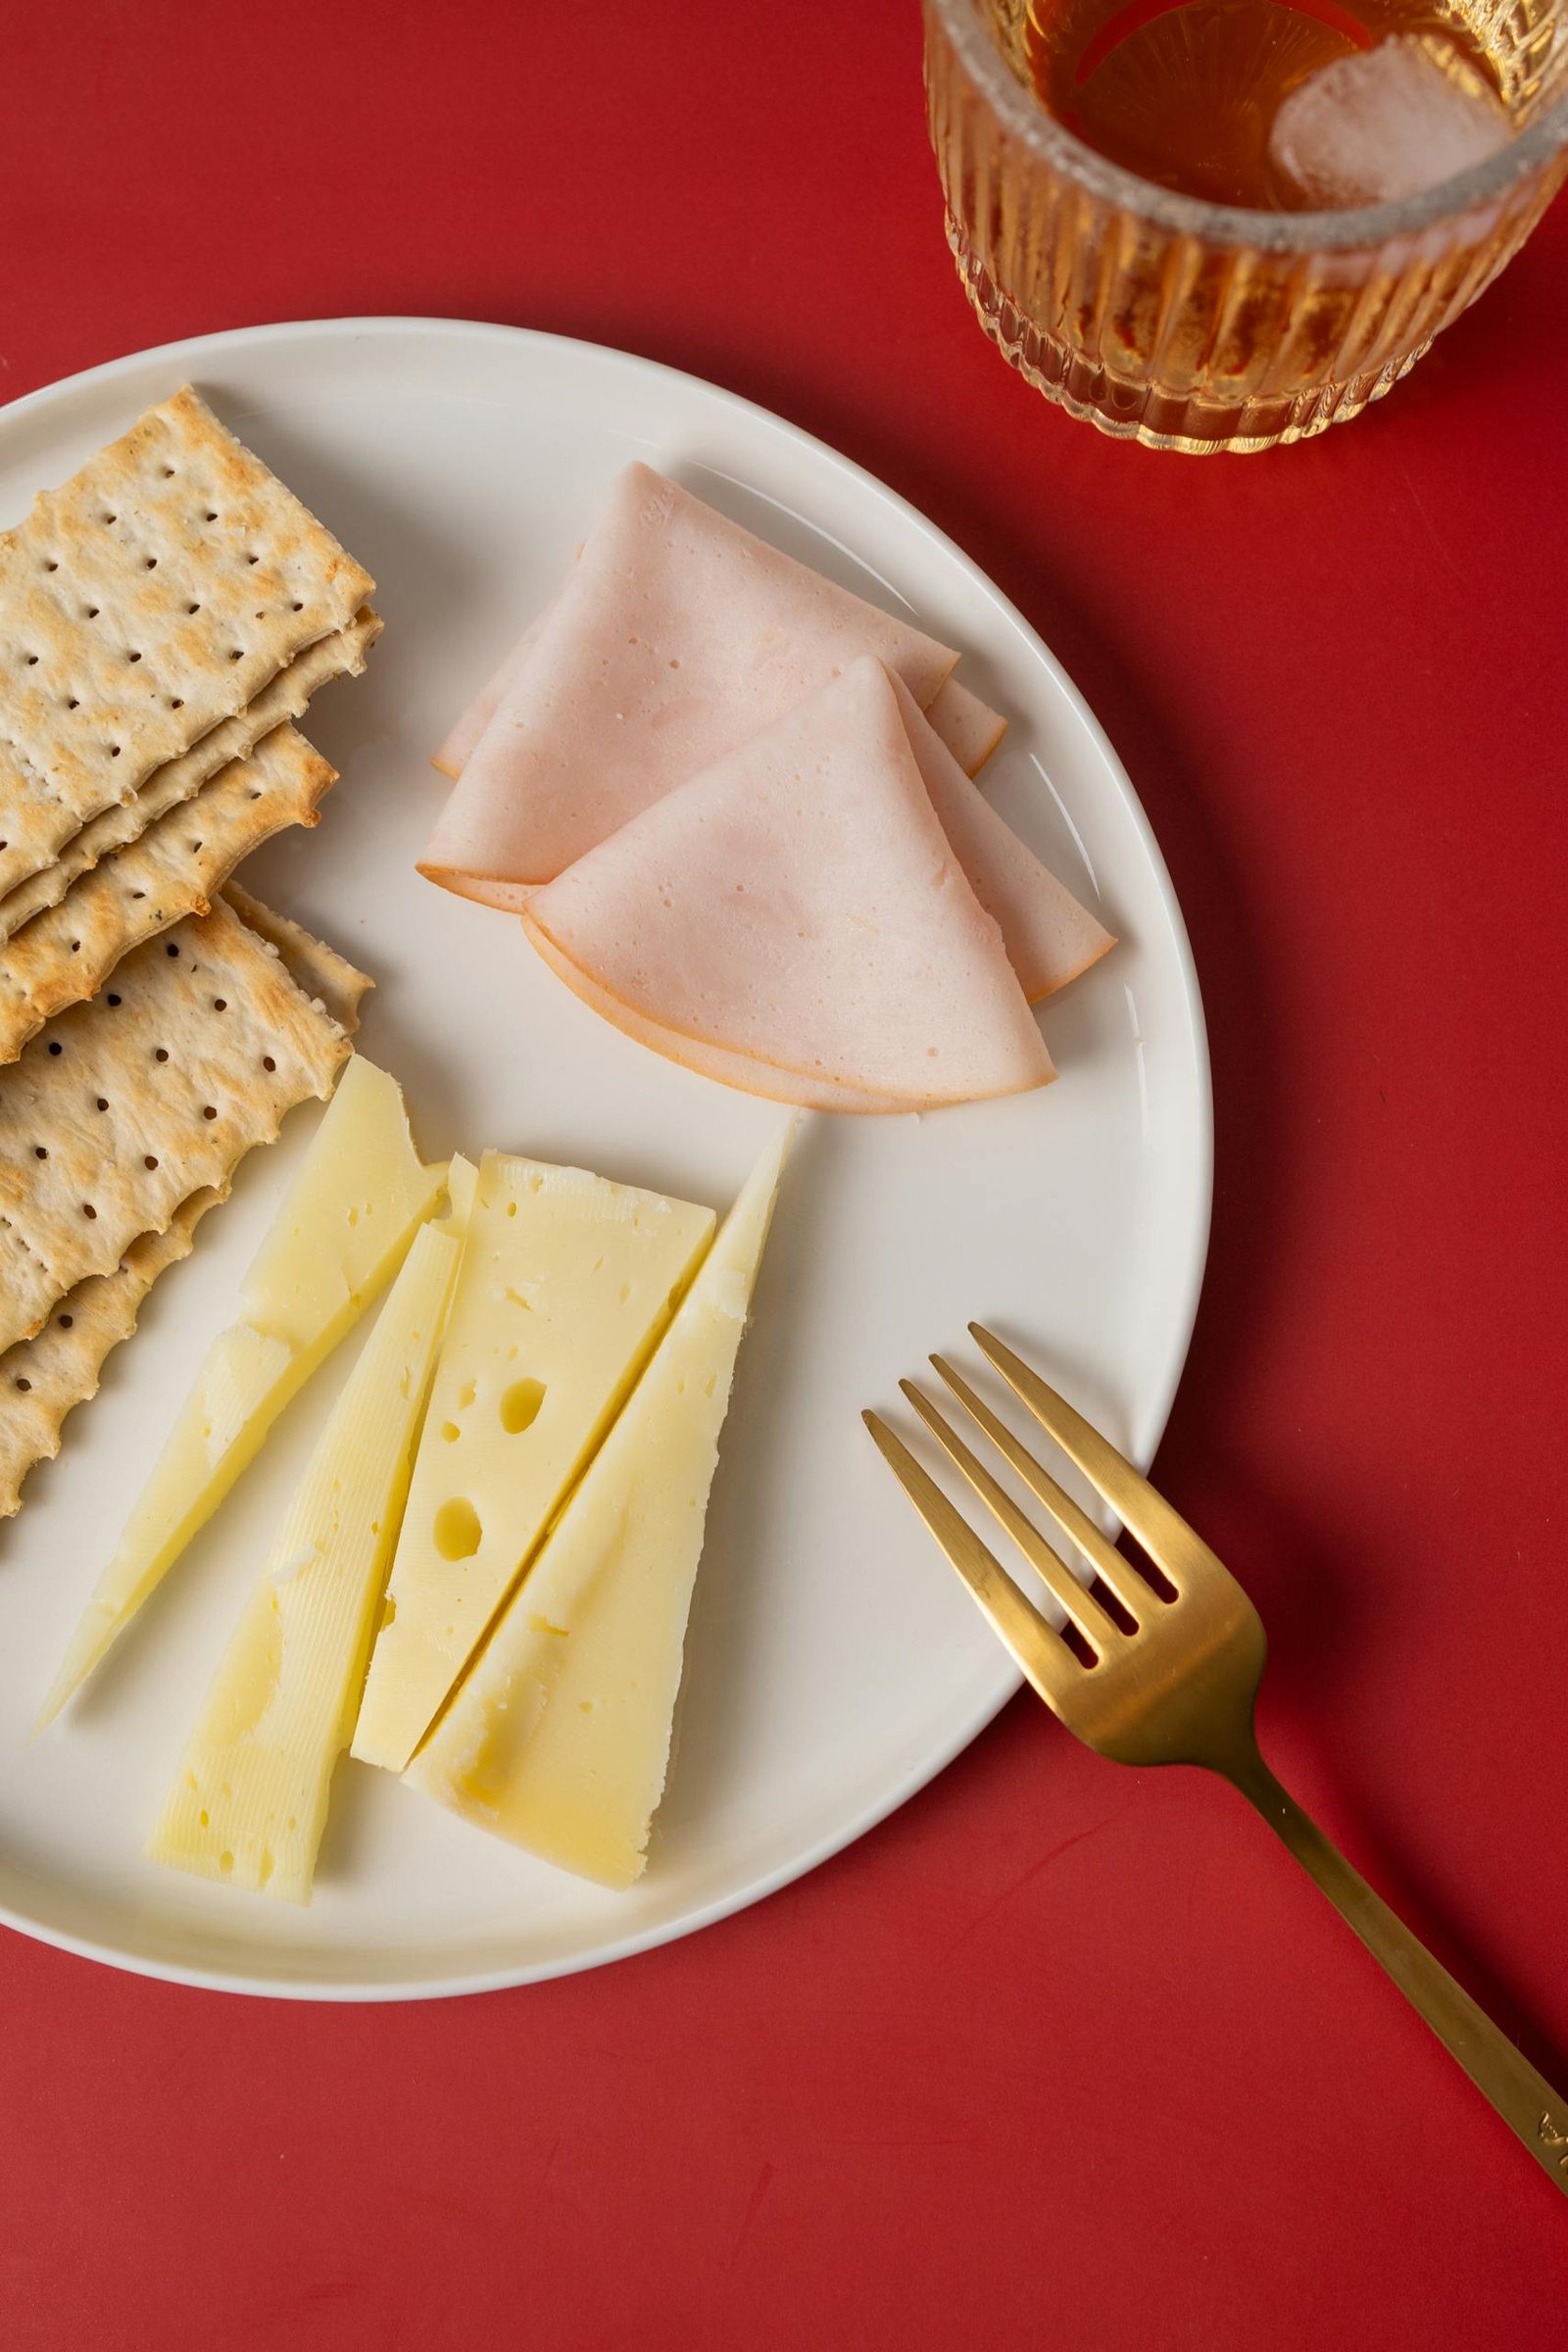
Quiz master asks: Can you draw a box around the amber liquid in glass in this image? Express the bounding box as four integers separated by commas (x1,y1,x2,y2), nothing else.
1024,0,1502,206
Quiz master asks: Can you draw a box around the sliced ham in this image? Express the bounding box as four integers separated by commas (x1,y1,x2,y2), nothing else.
421,465,961,898
430,599,555,781
887,674,1113,1003
925,674,1006,776
436,617,1003,787
521,657,1054,1110
526,924,906,1112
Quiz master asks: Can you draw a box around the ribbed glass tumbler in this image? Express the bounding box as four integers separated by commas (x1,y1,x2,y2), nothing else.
924,0,1568,451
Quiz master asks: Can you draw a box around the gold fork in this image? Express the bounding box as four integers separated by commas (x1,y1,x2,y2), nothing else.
865,1324,1568,2197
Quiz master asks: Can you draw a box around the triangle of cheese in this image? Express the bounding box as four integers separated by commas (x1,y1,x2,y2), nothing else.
420,464,960,895
351,1152,716,1773
406,1126,788,1887
35,1056,446,1733
522,656,1055,1108
145,1166,475,1904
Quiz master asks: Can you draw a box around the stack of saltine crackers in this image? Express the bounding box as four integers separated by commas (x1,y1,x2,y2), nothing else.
0,387,381,1515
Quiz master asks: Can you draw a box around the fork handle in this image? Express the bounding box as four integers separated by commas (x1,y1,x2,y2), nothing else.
1224,1741,1568,2197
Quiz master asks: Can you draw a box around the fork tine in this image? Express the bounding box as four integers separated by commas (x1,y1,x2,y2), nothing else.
862,1411,1077,1708
970,1325,1226,1592
899,1380,1126,1650
930,1354,1153,1623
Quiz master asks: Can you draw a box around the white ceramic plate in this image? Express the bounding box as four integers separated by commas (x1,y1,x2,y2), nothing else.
0,319,1209,1999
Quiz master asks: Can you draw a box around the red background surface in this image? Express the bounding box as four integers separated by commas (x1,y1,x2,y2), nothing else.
3,4,1565,2345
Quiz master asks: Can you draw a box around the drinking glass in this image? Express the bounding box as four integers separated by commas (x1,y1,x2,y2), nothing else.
923,0,1568,450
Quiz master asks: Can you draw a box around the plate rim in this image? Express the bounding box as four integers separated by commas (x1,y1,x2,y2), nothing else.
0,316,1212,2000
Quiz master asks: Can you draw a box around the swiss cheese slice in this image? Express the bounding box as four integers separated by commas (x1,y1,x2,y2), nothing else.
145,1167,474,1904
351,1152,716,1772
35,1056,446,1731
521,656,1055,1109
406,1128,787,1887
420,463,960,896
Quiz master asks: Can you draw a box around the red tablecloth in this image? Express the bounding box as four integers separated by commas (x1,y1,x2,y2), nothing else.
4,5,1564,2345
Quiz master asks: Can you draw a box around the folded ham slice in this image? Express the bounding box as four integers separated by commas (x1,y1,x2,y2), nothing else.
521,657,1055,1110
525,924,906,1112
430,597,556,782
887,674,1113,1003
924,674,1006,777
433,608,1005,788
422,465,963,899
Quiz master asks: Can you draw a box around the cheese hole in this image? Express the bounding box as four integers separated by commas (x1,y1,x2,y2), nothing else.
198,1810,209,1828
440,1422,460,1444
500,1377,546,1435
433,1497,481,1562
218,1851,234,1877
